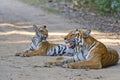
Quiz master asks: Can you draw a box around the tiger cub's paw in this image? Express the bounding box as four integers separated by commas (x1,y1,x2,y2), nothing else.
15,52,30,57
22,53,31,57
15,52,23,56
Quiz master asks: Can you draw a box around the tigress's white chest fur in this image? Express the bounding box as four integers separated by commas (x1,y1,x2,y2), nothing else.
73,42,99,62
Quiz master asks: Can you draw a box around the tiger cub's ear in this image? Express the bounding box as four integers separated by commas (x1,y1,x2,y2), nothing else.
43,25,47,29
33,24,38,31
83,29,91,38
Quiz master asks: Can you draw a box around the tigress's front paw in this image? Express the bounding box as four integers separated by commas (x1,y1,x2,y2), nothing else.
65,63,83,69
45,61,64,66
44,62,53,67
62,64,68,68
62,64,72,68
45,62,56,66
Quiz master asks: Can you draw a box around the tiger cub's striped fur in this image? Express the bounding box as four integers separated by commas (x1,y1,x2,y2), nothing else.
15,25,74,57
47,29,119,69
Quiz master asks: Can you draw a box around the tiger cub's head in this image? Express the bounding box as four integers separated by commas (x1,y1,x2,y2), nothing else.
33,24,48,42
64,29,91,48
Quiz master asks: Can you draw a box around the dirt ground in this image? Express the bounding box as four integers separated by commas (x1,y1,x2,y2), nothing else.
0,0,120,80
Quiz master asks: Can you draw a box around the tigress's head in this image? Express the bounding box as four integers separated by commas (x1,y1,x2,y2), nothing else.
64,29,91,48
33,24,48,42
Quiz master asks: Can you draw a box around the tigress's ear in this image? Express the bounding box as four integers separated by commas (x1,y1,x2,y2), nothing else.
33,24,38,31
83,29,91,38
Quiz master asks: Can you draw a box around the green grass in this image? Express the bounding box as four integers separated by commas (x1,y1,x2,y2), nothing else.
55,0,72,2
20,0,61,14
20,0,47,5
20,0,72,4
42,7,61,15
20,0,72,14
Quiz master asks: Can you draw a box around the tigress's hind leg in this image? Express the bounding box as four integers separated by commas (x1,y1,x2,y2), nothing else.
65,56,102,69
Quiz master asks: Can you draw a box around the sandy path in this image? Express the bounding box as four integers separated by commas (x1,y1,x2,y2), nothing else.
0,0,120,80
0,0,82,32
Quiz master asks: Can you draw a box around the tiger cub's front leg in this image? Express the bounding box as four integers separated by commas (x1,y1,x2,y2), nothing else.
15,52,26,56
22,49,46,57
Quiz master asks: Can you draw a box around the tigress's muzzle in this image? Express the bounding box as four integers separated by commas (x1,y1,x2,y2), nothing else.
64,40,76,49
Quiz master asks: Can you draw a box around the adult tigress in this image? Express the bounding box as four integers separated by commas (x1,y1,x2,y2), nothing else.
47,29,119,69
15,25,74,57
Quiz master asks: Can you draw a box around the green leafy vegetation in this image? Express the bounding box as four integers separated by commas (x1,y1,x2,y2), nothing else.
21,0,120,15
73,0,120,14
55,0,72,2
95,0,120,13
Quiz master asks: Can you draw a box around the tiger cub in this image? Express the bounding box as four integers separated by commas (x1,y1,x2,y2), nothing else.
46,29,119,69
15,25,74,57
